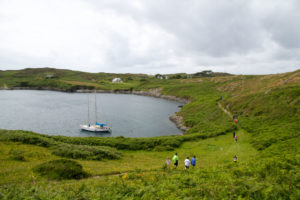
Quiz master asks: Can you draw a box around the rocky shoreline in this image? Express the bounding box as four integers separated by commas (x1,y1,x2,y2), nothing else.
76,88,190,104
1,87,191,133
169,113,189,132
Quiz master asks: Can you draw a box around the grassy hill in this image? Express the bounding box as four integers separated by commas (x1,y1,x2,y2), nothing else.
0,68,299,199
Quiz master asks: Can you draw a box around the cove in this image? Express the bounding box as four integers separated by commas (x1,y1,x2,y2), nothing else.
0,90,182,137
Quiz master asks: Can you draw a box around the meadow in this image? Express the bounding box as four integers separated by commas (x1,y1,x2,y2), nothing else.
0,68,299,199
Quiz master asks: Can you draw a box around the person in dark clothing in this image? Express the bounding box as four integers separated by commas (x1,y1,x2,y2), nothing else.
233,131,235,138
233,155,237,162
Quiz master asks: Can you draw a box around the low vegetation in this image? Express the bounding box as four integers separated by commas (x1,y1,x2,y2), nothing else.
0,129,233,151
51,144,122,160
33,159,89,180
0,130,122,161
0,68,299,199
8,149,25,161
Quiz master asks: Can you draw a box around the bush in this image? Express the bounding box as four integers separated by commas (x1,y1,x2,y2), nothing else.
33,159,89,180
1,129,233,151
51,144,122,160
153,145,174,151
0,130,56,147
9,149,25,161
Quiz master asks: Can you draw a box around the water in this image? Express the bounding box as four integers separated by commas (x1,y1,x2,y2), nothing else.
0,90,182,137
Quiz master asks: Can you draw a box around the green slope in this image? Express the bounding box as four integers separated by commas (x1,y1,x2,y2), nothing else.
0,68,299,199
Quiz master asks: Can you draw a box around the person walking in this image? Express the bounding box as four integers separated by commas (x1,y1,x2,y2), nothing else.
235,135,238,142
184,157,190,169
172,153,179,169
233,155,238,162
191,156,196,167
166,157,171,168
233,131,235,138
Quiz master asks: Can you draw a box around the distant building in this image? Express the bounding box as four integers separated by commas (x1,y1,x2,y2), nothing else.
155,74,168,79
112,78,123,83
45,74,54,79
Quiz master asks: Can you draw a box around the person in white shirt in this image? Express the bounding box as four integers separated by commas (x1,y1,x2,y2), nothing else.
184,157,190,169
166,157,171,168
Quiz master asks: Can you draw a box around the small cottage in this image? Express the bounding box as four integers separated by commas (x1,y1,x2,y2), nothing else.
112,78,123,83
45,74,54,79
155,74,168,79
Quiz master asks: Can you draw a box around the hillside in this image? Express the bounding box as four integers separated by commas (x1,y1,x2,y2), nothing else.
0,68,299,199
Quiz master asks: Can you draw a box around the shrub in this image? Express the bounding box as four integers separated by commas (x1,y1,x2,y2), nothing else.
0,130,56,147
51,144,122,160
153,145,174,151
9,149,25,161
33,159,89,180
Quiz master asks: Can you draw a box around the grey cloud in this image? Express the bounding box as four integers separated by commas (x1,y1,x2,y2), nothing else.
262,0,300,49
141,0,265,57
0,0,299,74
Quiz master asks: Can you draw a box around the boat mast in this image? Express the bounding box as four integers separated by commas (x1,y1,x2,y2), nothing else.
94,90,97,124
88,93,90,125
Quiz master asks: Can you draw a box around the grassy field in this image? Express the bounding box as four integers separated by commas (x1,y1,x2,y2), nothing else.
0,129,260,199
0,68,299,199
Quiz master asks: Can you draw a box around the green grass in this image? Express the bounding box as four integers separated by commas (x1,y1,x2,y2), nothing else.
0,68,299,199
2,130,297,199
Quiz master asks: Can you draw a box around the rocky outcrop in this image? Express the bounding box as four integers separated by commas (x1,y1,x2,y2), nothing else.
169,113,189,132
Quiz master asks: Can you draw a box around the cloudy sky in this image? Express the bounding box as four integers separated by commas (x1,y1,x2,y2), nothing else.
0,0,299,74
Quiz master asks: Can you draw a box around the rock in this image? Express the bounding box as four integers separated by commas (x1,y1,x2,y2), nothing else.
169,114,189,132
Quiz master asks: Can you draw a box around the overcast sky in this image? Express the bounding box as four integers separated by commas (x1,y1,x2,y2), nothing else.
0,0,299,74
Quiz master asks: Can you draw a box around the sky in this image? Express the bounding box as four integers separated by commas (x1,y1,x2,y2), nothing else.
0,0,299,75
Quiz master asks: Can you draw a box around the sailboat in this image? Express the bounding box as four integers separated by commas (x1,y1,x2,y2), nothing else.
80,92,111,133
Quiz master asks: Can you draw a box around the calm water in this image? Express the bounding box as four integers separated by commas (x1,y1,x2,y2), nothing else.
0,90,182,137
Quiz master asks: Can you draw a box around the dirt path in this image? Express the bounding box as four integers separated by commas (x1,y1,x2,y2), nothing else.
218,102,232,118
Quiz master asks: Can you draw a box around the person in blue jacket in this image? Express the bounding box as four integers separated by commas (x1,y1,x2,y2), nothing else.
191,155,196,167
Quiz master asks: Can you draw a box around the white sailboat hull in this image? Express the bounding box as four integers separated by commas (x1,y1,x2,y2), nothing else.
80,125,111,133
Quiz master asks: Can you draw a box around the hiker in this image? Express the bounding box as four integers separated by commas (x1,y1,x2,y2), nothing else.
184,157,190,169
233,131,235,138
233,155,237,162
235,135,238,142
233,114,235,119
172,153,179,168
166,157,171,168
191,156,196,167
234,119,238,123
216,96,223,102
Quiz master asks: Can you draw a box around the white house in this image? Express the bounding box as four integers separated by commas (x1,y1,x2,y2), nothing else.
45,74,54,79
155,74,168,79
112,78,123,83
